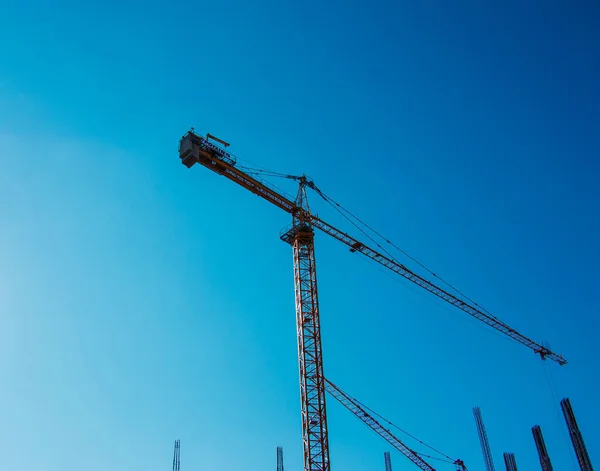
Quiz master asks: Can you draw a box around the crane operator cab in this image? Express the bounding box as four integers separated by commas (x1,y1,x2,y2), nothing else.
179,129,235,169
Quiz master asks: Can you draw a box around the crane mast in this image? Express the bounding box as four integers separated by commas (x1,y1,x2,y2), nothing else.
281,180,330,471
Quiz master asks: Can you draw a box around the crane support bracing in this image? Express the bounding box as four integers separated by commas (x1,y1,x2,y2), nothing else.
324,378,436,471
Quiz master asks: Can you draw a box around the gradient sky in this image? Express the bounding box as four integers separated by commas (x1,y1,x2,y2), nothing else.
1,1,599,471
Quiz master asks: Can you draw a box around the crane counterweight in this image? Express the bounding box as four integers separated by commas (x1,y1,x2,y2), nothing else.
179,130,236,168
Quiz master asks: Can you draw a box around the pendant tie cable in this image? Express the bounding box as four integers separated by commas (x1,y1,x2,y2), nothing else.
229,160,298,202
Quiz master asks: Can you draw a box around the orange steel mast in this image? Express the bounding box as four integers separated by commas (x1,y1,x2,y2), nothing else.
281,178,331,471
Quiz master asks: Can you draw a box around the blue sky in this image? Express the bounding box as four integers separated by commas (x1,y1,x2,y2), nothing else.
1,1,599,471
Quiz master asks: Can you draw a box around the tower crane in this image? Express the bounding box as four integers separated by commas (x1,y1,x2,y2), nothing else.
178,129,566,471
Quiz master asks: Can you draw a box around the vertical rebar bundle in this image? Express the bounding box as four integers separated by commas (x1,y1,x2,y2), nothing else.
384,452,393,471
473,407,495,471
277,446,284,471
173,440,181,471
503,453,518,471
561,398,594,471
532,425,554,471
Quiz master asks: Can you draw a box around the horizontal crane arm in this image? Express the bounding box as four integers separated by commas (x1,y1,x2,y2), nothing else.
324,378,436,471
179,131,297,214
310,216,567,366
